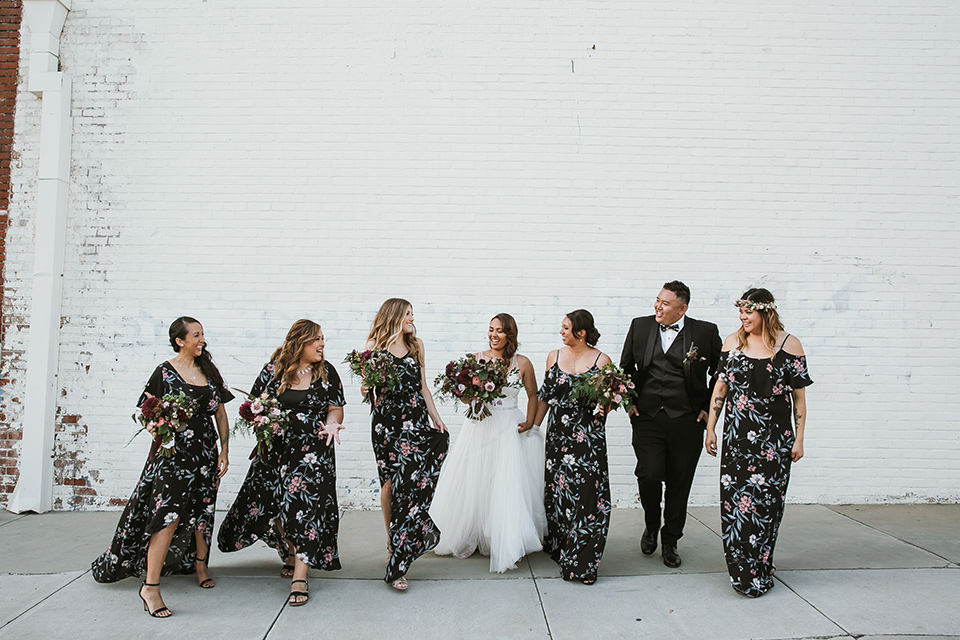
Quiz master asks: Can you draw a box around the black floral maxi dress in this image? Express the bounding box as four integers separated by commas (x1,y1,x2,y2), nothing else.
537,362,612,582
91,361,233,583
371,353,449,583
217,362,346,570
717,346,813,597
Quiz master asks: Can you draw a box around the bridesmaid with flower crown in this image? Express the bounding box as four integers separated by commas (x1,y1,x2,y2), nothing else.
218,319,345,607
705,288,812,597
92,317,232,619
363,298,449,591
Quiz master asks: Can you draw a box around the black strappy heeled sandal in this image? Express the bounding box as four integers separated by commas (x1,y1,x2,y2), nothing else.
288,580,309,606
195,556,215,589
139,581,172,618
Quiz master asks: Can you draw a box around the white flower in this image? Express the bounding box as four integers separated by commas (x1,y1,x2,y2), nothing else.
749,473,765,486
402,420,414,431
163,512,179,527
749,534,757,546
563,454,575,466
303,453,318,465
746,431,757,443
409,505,419,516
720,474,732,488
183,429,194,439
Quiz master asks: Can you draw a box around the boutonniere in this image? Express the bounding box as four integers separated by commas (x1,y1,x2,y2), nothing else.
683,344,706,365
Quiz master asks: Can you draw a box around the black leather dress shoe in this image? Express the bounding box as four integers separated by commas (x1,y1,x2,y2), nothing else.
662,544,681,568
640,528,657,556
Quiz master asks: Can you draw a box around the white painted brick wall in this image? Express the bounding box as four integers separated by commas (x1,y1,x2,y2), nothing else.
4,0,959,511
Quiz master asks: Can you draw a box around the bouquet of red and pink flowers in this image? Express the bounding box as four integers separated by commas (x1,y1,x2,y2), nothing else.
570,363,638,414
234,391,291,456
344,349,403,405
131,391,198,458
434,354,521,421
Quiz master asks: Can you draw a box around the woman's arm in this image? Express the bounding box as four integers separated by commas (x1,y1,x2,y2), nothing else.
417,339,447,433
215,404,230,477
790,388,806,462
517,355,538,433
531,351,559,428
704,378,728,458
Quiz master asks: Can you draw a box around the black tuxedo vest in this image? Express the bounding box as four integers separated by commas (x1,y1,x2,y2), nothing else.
637,332,691,419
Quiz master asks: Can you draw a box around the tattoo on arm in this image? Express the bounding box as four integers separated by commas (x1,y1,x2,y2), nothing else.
712,395,725,416
794,408,803,424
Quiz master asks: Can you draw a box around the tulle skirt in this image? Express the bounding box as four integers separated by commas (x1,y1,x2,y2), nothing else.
430,405,546,572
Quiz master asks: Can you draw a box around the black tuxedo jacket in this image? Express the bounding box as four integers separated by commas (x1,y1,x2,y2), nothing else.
620,315,722,417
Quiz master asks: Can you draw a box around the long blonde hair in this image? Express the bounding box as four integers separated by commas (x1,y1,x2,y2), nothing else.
735,288,785,353
271,319,328,392
367,298,423,367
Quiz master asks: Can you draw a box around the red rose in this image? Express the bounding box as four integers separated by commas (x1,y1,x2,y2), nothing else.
238,401,254,421
140,396,161,419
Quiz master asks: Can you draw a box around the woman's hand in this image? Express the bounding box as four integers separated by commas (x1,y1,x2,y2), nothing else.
360,384,369,397
217,449,230,477
791,439,804,462
319,421,345,446
705,429,718,457
517,421,534,434
432,418,448,433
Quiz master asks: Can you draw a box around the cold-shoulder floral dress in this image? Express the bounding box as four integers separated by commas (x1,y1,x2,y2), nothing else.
537,361,612,583
217,361,346,570
371,352,449,583
91,361,233,583
717,346,812,597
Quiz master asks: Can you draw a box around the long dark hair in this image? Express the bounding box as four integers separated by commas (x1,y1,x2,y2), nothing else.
168,316,226,393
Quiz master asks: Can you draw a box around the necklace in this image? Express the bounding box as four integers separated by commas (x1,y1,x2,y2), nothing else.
568,346,591,373
297,366,313,376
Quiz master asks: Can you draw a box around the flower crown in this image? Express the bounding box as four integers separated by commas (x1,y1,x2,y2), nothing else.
735,299,777,312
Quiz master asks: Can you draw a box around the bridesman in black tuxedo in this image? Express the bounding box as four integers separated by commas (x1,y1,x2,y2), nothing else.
620,281,721,568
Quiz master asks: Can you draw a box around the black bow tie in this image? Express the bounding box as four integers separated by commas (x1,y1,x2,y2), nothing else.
660,323,680,333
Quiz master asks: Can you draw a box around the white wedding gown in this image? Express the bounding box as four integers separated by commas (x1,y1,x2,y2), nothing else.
431,363,547,572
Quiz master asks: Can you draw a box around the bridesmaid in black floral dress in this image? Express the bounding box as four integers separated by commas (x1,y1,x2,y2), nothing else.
364,298,449,590
706,289,812,597
218,320,345,606
92,317,232,618
533,310,613,584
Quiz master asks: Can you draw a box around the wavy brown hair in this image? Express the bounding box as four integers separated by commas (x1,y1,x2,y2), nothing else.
367,298,423,367
270,319,328,393
490,313,519,360
735,288,785,353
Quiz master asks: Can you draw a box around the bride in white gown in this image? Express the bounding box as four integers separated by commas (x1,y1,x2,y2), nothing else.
431,313,546,573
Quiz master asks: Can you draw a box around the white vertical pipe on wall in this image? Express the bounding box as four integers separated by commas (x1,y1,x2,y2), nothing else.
8,0,72,513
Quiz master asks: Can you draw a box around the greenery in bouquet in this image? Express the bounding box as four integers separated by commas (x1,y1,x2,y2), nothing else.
570,362,638,413
343,349,403,405
234,391,291,456
131,391,199,458
434,353,522,421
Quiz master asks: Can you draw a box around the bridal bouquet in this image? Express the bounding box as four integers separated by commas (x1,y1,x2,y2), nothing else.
570,363,638,413
434,354,521,422
344,349,403,405
234,391,291,456
132,391,199,458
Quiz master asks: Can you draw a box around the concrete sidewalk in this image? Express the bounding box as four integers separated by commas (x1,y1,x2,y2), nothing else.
1,504,958,640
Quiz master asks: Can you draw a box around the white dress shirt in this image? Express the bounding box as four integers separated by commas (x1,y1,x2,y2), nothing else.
659,314,686,353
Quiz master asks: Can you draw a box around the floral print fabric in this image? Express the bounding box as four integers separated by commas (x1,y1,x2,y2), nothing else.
717,349,812,597
217,361,346,570
91,362,233,583
371,353,449,583
537,363,612,582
